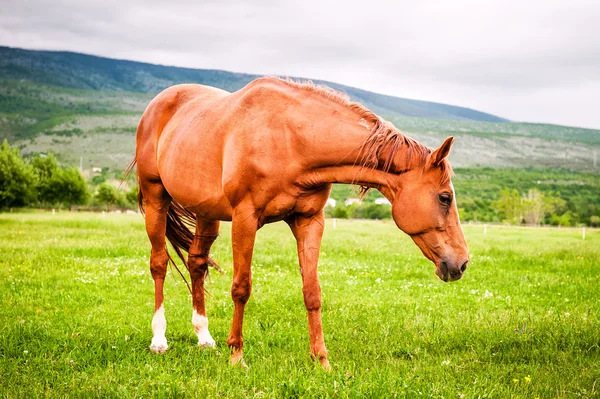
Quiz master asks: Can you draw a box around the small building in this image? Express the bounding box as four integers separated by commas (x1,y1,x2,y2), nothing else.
375,198,391,205
326,198,337,207
345,198,361,206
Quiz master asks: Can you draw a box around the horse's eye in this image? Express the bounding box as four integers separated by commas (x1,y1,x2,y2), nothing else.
439,193,452,206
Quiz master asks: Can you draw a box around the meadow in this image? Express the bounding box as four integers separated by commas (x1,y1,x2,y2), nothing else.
1,212,599,398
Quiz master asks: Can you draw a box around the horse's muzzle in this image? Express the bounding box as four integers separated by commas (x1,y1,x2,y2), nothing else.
436,259,469,282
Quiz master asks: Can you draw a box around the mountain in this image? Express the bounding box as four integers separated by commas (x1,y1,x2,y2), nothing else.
0,46,507,122
0,46,598,173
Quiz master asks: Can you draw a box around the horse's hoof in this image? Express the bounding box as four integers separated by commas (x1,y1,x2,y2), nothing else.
198,338,216,349
311,351,331,371
231,359,248,369
150,337,168,353
320,358,331,372
230,352,248,369
149,343,168,353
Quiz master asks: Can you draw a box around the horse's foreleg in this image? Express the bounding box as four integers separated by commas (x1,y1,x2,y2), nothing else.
188,219,220,348
287,211,330,370
227,208,258,368
142,183,171,353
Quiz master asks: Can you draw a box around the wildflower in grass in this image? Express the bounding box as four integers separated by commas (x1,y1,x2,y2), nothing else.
513,378,519,383
524,376,531,383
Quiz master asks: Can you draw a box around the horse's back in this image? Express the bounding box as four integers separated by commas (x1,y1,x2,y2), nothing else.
136,78,331,221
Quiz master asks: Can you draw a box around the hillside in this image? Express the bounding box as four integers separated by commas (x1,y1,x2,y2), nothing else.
0,46,507,122
0,46,598,173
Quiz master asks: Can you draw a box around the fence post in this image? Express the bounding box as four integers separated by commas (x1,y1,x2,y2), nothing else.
484,224,487,235
333,218,337,229
582,227,586,240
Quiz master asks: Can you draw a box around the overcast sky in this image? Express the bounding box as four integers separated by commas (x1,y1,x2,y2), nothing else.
1,0,599,128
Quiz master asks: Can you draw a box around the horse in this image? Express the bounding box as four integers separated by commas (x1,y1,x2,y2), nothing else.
131,77,469,370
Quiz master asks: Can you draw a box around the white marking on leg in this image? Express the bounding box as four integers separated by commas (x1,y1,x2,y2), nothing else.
150,304,168,353
192,309,215,348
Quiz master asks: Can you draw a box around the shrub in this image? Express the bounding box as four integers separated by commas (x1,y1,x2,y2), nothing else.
0,140,36,208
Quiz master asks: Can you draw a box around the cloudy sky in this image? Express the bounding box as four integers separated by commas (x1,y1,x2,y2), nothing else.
1,0,599,128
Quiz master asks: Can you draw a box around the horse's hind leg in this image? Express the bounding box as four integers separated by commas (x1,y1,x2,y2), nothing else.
141,181,172,353
188,218,220,348
287,211,330,370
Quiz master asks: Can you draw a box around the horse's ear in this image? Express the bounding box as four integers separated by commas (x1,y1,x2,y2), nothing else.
430,136,454,166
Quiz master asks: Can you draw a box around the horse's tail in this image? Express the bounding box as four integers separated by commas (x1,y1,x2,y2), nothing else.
165,200,196,270
164,197,225,291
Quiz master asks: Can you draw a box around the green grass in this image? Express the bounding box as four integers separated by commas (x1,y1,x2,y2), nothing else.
1,213,599,398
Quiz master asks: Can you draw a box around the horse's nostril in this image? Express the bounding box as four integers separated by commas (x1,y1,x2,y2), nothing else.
440,261,449,281
460,261,468,273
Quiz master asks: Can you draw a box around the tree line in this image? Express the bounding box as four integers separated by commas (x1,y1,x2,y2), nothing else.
454,168,600,227
327,168,600,226
325,186,598,226
2,141,599,226
0,140,136,210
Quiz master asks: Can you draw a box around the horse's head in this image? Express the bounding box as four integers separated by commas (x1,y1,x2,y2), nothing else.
391,137,469,282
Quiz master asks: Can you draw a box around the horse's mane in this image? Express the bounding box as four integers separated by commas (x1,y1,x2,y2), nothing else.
276,77,453,196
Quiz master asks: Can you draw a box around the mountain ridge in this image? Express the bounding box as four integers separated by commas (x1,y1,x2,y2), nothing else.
0,45,507,123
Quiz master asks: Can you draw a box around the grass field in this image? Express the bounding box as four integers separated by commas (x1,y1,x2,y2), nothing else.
1,212,599,398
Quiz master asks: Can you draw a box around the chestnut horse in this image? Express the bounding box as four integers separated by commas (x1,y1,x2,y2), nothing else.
132,77,469,369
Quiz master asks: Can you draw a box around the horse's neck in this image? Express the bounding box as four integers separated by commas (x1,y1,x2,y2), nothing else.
295,108,372,167
295,107,401,197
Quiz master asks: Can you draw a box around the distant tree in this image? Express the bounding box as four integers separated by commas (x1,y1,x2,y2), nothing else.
125,185,139,207
591,216,600,227
496,188,522,224
0,140,36,208
31,153,89,207
346,204,362,219
51,168,89,208
362,203,392,220
91,175,106,185
31,153,60,184
522,189,544,225
550,211,575,227
331,205,349,219
95,183,117,211
499,188,569,226
542,191,567,225
31,153,61,205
